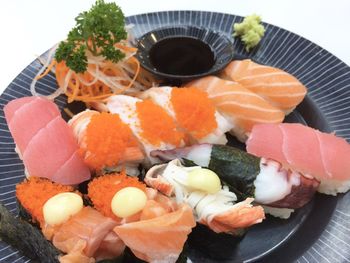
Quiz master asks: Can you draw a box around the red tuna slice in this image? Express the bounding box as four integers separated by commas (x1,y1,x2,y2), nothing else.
3,97,35,122
52,207,122,259
316,131,350,180
52,150,91,185
280,123,325,177
246,123,288,164
5,97,60,153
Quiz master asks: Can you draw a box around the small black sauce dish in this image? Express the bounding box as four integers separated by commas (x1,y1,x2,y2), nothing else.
136,26,234,85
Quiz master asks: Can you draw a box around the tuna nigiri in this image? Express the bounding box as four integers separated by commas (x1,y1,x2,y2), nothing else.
106,95,186,164
69,110,144,175
140,87,233,145
246,123,350,195
188,76,285,141
221,59,307,114
145,159,265,233
4,96,90,185
152,144,319,219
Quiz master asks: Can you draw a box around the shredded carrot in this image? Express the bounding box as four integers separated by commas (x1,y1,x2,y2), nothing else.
171,87,218,139
88,172,146,220
83,112,140,170
35,59,57,80
136,99,184,146
16,177,77,226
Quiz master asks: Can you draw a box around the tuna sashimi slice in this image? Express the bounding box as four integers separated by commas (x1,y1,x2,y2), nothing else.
5,97,60,153
114,204,196,263
246,123,288,164
22,117,77,178
4,96,90,185
280,123,325,177
3,97,37,122
317,131,350,181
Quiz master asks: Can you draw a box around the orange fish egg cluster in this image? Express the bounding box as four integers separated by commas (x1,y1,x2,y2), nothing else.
136,99,184,146
84,112,139,170
16,177,77,225
171,87,217,139
88,172,146,220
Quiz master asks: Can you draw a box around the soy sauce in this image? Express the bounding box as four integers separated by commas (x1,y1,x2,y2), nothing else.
149,37,215,76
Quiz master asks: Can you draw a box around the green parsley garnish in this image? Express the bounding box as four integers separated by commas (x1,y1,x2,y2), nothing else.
55,0,127,73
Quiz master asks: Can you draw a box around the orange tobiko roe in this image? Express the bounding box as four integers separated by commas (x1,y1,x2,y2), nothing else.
136,99,184,147
84,112,139,170
88,172,146,221
16,177,77,226
171,87,217,139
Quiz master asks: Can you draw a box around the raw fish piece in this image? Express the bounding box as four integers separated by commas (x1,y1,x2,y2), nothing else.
4,97,90,185
114,204,195,263
247,123,350,195
188,76,284,141
221,59,307,113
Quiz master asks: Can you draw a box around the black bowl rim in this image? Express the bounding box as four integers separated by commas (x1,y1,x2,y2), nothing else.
135,25,234,81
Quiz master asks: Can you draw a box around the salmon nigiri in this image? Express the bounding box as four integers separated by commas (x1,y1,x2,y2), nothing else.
106,95,186,164
145,159,265,231
141,87,233,145
246,123,350,195
188,76,285,142
69,110,145,175
221,59,307,114
4,96,90,185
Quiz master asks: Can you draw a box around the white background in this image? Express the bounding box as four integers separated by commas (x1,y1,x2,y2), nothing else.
0,0,349,93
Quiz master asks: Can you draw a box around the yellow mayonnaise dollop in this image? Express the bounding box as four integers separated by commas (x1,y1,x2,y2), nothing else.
187,168,221,194
111,187,147,218
43,192,83,225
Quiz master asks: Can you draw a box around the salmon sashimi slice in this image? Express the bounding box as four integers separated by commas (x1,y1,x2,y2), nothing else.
4,96,90,185
114,204,196,263
199,198,265,234
221,59,307,113
188,76,285,141
44,207,125,261
145,159,265,234
246,123,350,195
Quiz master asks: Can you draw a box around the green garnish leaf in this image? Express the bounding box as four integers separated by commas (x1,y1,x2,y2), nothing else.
233,14,265,52
55,0,127,73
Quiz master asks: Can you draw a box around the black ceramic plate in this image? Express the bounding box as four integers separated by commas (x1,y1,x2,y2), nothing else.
0,11,350,263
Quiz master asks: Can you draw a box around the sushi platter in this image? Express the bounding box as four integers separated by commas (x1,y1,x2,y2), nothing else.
0,2,350,263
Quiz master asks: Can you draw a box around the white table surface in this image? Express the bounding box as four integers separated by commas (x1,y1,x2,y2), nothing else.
0,0,349,94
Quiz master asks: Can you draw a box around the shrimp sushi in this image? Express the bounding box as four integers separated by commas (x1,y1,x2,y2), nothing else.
188,76,285,141
4,96,90,185
221,59,307,114
105,95,186,164
140,86,233,145
246,123,350,195
152,144,319,219
69,110,145,175
145,159,265,233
